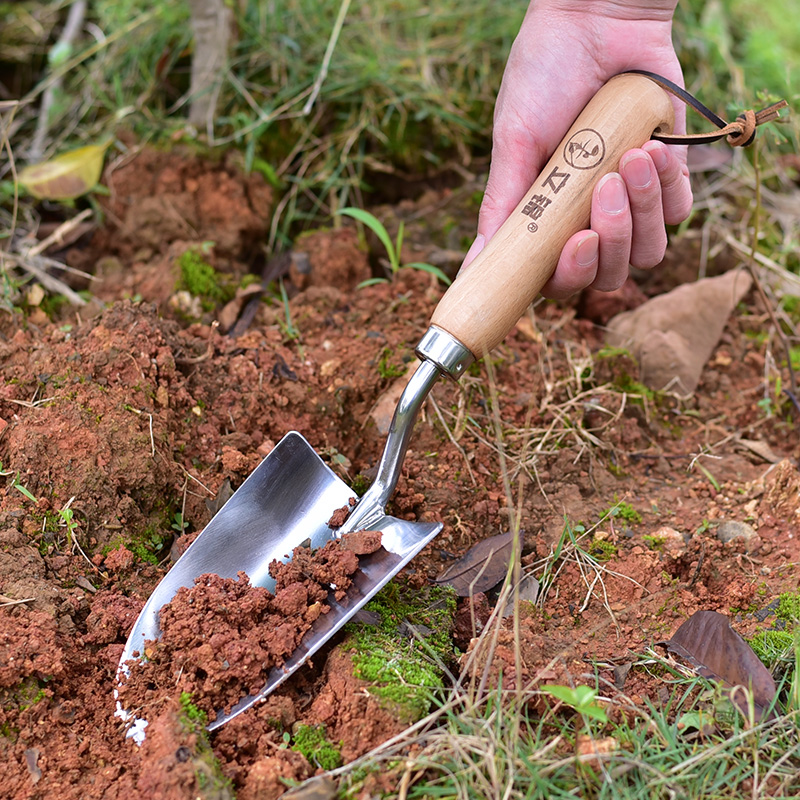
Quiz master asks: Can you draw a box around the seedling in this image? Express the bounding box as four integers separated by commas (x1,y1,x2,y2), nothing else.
0,462,37,502
541,684,609,724
337,207,451,287
58,500,79,551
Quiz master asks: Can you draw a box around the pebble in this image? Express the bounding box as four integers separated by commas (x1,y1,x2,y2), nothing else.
716,520,758,544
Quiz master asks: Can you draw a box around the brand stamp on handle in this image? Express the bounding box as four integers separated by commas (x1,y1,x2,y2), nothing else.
564,129,605,169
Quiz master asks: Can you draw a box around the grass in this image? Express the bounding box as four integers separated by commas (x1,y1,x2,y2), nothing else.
329,656,800,799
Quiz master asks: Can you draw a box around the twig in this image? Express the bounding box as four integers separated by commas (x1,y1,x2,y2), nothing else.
29,0,88,162
0,252,86,306
27,209,93,257
302,0,352,115
0,594,35,607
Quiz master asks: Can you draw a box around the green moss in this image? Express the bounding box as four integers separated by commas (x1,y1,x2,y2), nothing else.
350,473,371,497
179,691,208,728
176,246,234,311
643,535,665,552
177,692,233,795
292,724,342,771
777,592,800,623
377,347,407,380
347,583,457,722
587,539,617,562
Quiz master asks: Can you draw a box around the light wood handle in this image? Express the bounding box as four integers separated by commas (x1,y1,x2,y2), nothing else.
430,73,675,358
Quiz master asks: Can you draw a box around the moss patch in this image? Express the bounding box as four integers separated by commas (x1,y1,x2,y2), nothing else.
292,723,342,771
177,692,233,796
347,583,457,723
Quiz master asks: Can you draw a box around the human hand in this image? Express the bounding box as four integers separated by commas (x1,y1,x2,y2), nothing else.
462,0,693,298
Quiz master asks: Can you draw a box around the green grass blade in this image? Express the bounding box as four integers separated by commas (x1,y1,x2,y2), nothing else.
337,207,396,266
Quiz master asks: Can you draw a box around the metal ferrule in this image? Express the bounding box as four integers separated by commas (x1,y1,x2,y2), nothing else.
414,326,475,380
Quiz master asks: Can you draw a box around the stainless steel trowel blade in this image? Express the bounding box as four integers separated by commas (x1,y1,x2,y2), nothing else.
117,430,442,738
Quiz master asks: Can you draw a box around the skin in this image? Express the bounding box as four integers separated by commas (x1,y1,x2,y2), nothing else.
462,0,694,298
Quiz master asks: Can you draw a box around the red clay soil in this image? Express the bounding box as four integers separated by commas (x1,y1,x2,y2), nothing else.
119,532,383,724
0,148,798,799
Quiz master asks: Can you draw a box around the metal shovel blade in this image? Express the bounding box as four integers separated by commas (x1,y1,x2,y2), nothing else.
117,430,441,736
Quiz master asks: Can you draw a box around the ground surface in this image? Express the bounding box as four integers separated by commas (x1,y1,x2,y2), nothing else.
0,148,798,799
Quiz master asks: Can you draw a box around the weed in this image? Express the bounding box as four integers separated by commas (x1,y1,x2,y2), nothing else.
587,538,617,562
601,499,642,525
57,502,79,551
541,683,609,725
276,278,304,358
171,512,189,535
292,724,342,771
337,208,451,286
0,462,37,502
749,630,795,669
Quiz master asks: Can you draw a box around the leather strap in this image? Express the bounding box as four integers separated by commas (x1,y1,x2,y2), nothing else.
625,70,788,147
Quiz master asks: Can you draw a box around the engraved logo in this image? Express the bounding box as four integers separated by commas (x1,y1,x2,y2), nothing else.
564,129,605,169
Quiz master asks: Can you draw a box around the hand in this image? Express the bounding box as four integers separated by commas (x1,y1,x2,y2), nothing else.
462,0,693,299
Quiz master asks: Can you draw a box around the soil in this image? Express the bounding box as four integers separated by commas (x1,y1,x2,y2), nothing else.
1,147,799,799
119,530,381,725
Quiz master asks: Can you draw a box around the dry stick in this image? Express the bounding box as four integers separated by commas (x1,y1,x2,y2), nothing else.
744,140,799,413
27,209,93,258
302,0,352,115
1,252,86,306
29,0,88,162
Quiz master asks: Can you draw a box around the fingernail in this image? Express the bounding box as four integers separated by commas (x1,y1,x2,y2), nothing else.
598,174,627,214
622,153,653,188
461,233,485,271
576,233,599,266
644,140,668,171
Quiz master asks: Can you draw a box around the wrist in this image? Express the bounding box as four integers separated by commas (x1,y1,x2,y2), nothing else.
529,0,678,21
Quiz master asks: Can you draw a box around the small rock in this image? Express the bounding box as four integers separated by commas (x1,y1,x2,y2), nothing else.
717,520,758,545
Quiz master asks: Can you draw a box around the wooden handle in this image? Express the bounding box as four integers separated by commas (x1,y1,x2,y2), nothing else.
430,73,675,358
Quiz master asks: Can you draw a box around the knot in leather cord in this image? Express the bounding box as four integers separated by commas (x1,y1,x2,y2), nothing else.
727,109,757,147
624,70,789,148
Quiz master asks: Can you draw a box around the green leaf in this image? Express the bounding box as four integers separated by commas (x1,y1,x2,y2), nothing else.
402,262,452,285
20,141,112,201
338,207,396,267
357,277,390,288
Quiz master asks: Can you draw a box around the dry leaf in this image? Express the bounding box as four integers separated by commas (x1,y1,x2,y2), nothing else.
20,141,111,200
434,531,513,596
658,610,777,720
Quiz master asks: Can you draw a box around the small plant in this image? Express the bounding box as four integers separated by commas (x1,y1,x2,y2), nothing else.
171,512,189,534
541,684,609,724
587,538,617,562
337,207,451,286
0,462,37,502
276,278,304,359
179,691,208,728
601,500,642,525
57,501,79,551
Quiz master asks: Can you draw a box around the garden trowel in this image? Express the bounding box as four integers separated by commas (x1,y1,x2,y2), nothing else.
118,73,675,739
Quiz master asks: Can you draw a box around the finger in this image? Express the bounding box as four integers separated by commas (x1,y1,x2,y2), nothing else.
590,173,632,292
540,231,599,300
619,149,667,269
643,139,693,225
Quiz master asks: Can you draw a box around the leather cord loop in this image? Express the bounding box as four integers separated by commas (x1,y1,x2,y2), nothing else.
623,69,788,148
